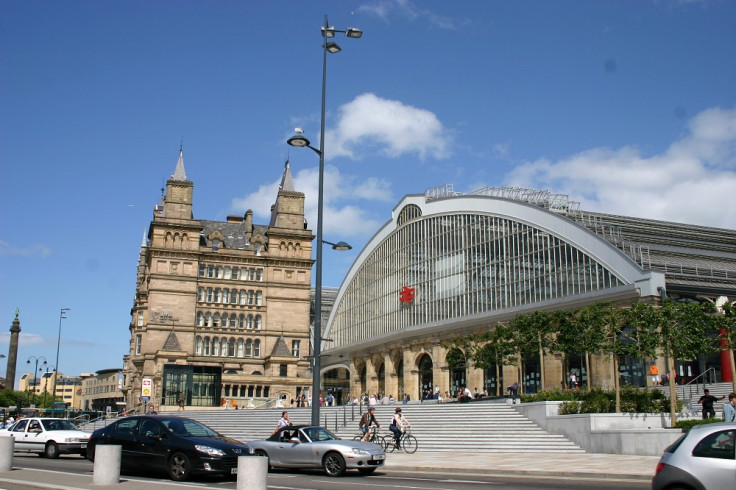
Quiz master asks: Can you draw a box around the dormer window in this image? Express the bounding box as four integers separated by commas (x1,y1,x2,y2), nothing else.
212,239,220,252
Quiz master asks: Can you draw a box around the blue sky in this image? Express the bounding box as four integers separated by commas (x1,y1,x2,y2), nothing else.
2,0,735,386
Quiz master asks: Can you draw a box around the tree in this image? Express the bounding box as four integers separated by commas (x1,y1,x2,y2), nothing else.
472,323,519,395
573,303,611,389
510,311,555,391
660,299,719,426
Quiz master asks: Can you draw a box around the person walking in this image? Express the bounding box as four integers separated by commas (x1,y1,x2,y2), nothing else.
723,392,736,422
272,411,291,436
177,393,185,412
698,389,724,419
359,406,380,442
507,382,519,403
389,407,412,448
649,364,660,386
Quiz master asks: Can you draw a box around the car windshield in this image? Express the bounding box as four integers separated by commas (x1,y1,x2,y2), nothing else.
302,427,339,442
161,419,220,438
41,420,78,431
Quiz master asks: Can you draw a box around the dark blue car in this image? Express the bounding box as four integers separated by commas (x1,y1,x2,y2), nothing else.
87,415,253,481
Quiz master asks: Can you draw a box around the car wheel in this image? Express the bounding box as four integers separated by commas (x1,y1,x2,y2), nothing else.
45,441,60,459
323,452,346,477
358,467,377,475
254,450,271,471
168,452,191,482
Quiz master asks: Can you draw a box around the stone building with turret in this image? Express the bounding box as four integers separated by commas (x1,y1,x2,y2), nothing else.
122,149,314,409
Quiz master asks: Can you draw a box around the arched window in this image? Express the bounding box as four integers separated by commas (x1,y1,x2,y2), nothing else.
253,339,261,357
213,313,220,327
255,315,262,330
249,268,255,281
228,338,236,357
216,266,223,278
196,312,204,326
239,290,246,305
256,291,263,306
195,336,202,355
204,337,211,356
246,315,253,329
206,288,213,302
221,314,228,328
221,338,227,357
223,289,230,304
212,337,220,356
237,339,244,357
214,289,222,303
197,287,205,302
256,268,263,281
238,314,245,328
232,267,239,280
247,290,254,305
224,266,231,279
230,313,237,327
207,265,214,278
245,339,252,357
230,290,237,304
205,312,212,327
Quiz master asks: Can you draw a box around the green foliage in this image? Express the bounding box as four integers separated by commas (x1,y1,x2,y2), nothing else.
674,418,721,430
522,386,676,414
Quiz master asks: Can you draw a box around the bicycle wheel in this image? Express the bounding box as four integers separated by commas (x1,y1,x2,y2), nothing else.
384,437,396,453
402,434,418,454
374,435,387,450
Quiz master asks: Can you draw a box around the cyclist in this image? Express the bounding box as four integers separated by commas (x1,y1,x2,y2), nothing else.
389,407,412,448
359,406,380,442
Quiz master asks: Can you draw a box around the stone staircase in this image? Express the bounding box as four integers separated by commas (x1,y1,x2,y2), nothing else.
656,381,735,416
170,400,585,453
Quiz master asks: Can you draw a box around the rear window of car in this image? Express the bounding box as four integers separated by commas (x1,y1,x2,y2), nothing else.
664,433,687,453
692,429,735,460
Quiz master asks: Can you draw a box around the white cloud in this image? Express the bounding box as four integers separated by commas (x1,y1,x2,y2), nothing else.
326,93,451,161
0,332,45,346
0,240,51,257
506,106,736,229
358,0,456,29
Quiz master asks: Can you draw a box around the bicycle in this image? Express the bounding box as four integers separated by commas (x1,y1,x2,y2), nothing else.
353,426,387,449
385,427,417,454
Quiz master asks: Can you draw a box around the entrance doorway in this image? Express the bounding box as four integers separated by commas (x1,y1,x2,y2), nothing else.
418,354,433,399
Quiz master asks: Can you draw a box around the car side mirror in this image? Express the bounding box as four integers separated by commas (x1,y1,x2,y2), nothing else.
289,437,300,444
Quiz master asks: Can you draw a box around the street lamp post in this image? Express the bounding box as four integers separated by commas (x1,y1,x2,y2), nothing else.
287,15,361,426
52,308,70,404
26,356,47,406
42,365,54,408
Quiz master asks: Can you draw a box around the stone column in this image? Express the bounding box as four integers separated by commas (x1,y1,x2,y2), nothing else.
384,352,397,399
6,310,21,390
431,343,445,396
365,358,377,397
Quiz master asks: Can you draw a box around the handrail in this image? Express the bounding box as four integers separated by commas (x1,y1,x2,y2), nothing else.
679,367,717,401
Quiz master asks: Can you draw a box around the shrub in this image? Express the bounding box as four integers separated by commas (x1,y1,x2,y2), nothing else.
558,401,581,415
675,418,720,430
521,386,676,414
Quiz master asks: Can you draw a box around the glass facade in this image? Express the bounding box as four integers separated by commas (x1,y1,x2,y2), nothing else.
330,211,623,349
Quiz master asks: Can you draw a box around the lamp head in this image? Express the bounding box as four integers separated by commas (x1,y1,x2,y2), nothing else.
326,42,341,54
287,135,311,148
346,27,363,38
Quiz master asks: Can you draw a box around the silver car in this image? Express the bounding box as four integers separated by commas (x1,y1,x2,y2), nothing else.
652,422,735,490
248,425,385,476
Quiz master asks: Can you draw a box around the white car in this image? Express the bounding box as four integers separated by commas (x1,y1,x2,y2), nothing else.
2,417,90,458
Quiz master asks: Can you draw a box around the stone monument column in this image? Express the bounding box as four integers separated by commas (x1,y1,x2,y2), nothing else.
6,309,21,390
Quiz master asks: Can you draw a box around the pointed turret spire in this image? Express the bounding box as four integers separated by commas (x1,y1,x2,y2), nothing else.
141,230,148,247
279,159,295,192
172,145,187,181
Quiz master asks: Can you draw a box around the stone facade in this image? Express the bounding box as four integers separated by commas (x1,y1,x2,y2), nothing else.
122,150,313,410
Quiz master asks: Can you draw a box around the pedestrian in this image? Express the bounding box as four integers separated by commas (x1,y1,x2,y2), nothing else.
507,382,519,404
649,364,660,386
723,393,736,422
698,389,724,420
359,406,380,442
569,371,578,389
272,411,291,436
177,393,185,411
147,405,157,415
389,407,412,448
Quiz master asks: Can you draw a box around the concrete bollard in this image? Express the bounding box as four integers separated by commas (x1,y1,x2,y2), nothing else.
93,445,122,485
236,455,267,490
0,436,14,472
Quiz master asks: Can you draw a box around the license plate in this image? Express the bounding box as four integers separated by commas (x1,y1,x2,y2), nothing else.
231,468,238,474
372,454,385,461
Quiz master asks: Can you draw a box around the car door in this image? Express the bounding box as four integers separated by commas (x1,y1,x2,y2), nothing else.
109,418,141,467
690,428,736,490
278,429,316,467
23,419,46,453
9,420,30,451
135,418,168,471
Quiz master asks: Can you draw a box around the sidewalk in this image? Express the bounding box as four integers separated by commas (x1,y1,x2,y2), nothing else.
0,451,659,488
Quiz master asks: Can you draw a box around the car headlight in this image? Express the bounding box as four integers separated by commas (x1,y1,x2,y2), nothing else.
351,448,370,455
195,445,226,457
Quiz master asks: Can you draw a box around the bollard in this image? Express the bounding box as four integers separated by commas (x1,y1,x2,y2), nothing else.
236,455,267,490
0,437,14,472
93,445,121,485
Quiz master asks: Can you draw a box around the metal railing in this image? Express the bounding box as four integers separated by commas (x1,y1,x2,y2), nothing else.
678,367,717,402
